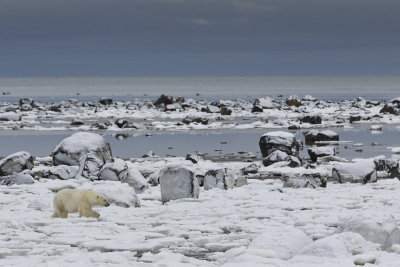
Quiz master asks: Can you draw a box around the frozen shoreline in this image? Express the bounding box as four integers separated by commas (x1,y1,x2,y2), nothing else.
2,95,400,266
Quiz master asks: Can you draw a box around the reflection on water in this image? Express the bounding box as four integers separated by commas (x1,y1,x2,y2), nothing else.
0,125,400,161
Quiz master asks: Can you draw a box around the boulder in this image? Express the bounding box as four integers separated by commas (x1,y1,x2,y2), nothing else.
70,118,84,126
316,130,339,142
308,146,335,162
121,168,149,193
0,112,21,121
204,105,220,113
33,165,79,180
339,214,400,250
0,151,34,176
115,119,128,128
154,94,173,106
374,159,399,178
283,173,327,188
182,116,209,125
220,106,232,116
185,154,203,164
203,169,234,190
52,132,112,166
251,105,263,113
99,158,128,181
304,130,319,145
380,103,399,115
254,97,274,109
286,95,302,107
332,160,377,183
78,153,104,180
262,150,301,167
20,104,33,111
249,225,312,260
99,97,113,105
240,164,258,175
19,97,34,107
1,173,35,185
234,176,248,187
300,115,322,124
159,167,199,203
259,131,299,158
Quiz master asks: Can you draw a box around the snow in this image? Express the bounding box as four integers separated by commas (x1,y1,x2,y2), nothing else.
2,174,400,266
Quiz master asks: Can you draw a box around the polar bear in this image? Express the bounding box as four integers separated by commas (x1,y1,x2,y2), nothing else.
51,189,110,218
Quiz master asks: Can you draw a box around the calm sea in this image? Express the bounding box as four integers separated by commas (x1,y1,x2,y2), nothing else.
0,76,399,102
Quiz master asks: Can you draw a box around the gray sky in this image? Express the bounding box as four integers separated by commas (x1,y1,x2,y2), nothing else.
1,0,400,76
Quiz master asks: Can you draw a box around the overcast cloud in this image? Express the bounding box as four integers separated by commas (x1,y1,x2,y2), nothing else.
0,0,399,76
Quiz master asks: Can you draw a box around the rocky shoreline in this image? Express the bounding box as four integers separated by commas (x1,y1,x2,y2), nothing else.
2,95,400,265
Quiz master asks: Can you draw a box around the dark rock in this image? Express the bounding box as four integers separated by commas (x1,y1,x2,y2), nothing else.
350,116,361,123
259,131,300,158
251,105,263,113
220,106,232,116
49,104,62,112
176,96,185,103
374,159,399,178
115,119,128,128
0,151,34,176
286,95,302,107
70,118,84,126
308,146,335,162
380,104,399,115
300,115,322,124
19,98,34,107
316,130,339,142
288,125,300,130
154,94,174,106
20,104,33,111
182,116,209,125
99,97,113,105
186,154,203,164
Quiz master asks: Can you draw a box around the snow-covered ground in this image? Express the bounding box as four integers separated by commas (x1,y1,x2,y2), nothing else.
2,173,400,266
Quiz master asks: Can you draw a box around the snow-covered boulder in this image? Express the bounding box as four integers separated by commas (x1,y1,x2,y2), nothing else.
159,167,199,203
91,182,141,208
19,97,34,106
240,164,258,175
251,104,263,113
0,151,34,176
185,154,203,164
308,146,335,162
99,158,128,181
78,153,104,180
339,214,400,250
0,112,21,121
332,160,377,183
33,165,79,180
283,173,327,188
1,173,35,185
254,97,274,109
262,150,301,167
52,132,112,166
316,130,339,142
203,169,234,190
121,168,149,193
259,131,300,158
248,224,312,260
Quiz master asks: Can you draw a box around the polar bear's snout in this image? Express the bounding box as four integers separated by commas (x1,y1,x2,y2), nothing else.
105,200,110,207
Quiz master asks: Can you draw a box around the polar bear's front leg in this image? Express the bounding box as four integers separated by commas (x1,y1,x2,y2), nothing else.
78,203,100,218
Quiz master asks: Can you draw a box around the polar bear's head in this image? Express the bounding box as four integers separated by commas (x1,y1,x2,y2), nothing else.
95,193,110,207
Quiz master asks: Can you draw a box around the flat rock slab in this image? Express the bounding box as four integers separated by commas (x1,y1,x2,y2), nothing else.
160,167,199,203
